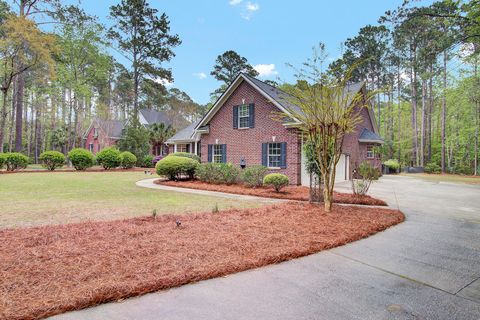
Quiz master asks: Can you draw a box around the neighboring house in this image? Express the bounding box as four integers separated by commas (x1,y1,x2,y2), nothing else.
166,73,383,185
83,109,172,155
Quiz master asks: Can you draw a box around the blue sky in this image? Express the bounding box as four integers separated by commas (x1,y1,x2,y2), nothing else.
79,0,432,105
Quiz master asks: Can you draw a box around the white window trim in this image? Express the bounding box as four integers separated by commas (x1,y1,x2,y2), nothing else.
267,142,281,169
213,144,223,163
238,104,250,129
89,143,94,153
366,145,375,159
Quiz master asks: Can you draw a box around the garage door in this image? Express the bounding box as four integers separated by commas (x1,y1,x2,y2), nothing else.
301,152,348,186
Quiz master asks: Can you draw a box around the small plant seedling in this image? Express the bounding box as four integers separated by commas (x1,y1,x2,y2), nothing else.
152,209,157,220
212,203,219,214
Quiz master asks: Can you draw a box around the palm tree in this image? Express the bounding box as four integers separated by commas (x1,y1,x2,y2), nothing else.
148,123,175,156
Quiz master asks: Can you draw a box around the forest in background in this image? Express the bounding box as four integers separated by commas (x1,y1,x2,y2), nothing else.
0,0,479,175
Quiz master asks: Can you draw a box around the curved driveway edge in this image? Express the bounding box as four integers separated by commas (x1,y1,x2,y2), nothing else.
53,175,480,320
136,178,286,204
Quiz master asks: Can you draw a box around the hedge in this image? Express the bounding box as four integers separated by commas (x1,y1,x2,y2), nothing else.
3,152,29,171
167,152,201,163
263,173,289,192
120,151,137,169
156,156,198,180
0,153,5,169
68,148,95,171
242,165,267,187
96,147,121,170
196,163,240,185
39,151,65,171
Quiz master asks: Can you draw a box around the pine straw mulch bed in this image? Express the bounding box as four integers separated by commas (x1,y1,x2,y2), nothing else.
0,203,403,320
157,180,388,206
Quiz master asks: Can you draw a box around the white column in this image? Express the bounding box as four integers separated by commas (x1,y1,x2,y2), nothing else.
194,141,197,155
174,144,177,153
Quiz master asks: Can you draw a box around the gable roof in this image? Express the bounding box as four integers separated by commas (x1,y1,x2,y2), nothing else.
139,109,172,125
359,128,384,144
82,119,125,139
166,119,201,143
195,73,372,131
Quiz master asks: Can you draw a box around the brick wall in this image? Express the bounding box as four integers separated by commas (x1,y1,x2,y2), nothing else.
84,122,118,154
200,81,302,185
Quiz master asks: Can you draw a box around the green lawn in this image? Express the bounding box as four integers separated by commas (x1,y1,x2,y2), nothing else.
401,173,480,185
0,172,259,229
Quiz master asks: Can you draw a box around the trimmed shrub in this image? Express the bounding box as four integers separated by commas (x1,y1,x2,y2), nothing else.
352,162,380,195
140,155,155,168
196,162,240,184
120,151,137,169
168,152,201,163
96,147,121,170
263,173,289,192
3,152,29,171
39,151,65,171
424,162,441,174
242,165,268,188
0,153,5,169
68,148,94,171
156,156,198,180
383,159,400,172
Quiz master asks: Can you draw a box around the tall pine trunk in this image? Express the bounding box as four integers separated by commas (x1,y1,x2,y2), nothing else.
14,72,24,152
427,65,434,163
0,89,8,152
410,44,419,166
441,50,447,173
420,79,426,167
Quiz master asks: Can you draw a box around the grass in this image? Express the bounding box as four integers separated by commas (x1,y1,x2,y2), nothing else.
401,173,480,185
0,202,404,320
0,172,259,229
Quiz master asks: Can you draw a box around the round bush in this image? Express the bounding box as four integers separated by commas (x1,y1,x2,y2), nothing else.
383,159,400,171
156,156,198,180
4,152,29,171
167,152,201,163
241,165,267,187
141,155,155,168
424,162,441,174
68,148,94,171
96,147,121,170
120,151,137,169
0,153,5,169
39,151,65,171
263,173,289,192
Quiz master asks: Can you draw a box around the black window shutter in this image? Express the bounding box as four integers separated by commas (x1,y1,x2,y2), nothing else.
186,144,190,153
262,143,268,167
233,105,238,129
208,144,213,162
280,142,287,169
249,103,255,128
222,144,227,163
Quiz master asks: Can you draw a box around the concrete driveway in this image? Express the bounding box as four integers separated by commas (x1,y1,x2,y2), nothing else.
52,175,480,320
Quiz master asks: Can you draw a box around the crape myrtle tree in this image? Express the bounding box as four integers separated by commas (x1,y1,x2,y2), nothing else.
108,0,181,121
280,44,376,212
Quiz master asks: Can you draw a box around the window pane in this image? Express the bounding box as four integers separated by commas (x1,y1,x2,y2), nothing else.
268,143,281,167
238,105,249,128
213,145,223,163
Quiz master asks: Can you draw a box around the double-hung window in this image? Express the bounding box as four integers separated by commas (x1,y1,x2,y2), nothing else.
177,144,188,153
213,144,223,163
268,143,282,168
238,104,250,129
89,143,94,153
366,145,375,159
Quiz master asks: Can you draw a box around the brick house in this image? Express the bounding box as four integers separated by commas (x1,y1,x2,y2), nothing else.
83,109,172,155
168,73,383,185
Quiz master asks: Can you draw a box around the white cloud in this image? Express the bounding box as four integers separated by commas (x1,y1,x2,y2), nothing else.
253,64,278,77
229,0,242,5
193,72,207,79
246,1,259,11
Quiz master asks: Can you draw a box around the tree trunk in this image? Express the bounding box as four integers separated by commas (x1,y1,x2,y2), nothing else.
0,89,8,152
420,79,426,167
427,65,433,163
397,60,402,164
441,50,447,173
474,60,479,175
34,105,41,163
410,44,419,166
14,72,24,152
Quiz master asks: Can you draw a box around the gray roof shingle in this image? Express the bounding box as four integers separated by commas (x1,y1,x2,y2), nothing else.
167,119,200,142
96,119,125,139
359,128,383,143
139,109,172,125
